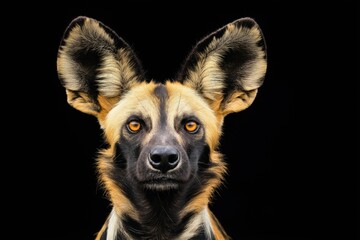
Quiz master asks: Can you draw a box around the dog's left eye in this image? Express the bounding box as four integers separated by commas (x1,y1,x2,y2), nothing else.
127,120,142,133
184,121,200,133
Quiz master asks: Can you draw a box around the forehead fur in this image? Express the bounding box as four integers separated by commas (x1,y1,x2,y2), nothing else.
104,81,220,149
165,82,220,150
105,81,159,143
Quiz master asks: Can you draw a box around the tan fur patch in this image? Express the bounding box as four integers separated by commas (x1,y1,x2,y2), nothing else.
65,90,100,116
95,221,109,240
97,95,120,127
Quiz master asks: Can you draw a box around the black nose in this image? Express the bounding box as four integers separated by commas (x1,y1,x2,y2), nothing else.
149,146,180,173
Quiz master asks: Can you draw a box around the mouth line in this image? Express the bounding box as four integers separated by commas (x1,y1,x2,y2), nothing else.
142,177,180,184
141,177,181,190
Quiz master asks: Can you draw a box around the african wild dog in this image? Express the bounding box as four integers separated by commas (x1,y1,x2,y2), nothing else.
57,16,267,240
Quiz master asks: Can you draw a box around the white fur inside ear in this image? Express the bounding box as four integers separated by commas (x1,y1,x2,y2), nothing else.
97,48,140,98
239,58,267,91
57,51,83,91
186,50,225,101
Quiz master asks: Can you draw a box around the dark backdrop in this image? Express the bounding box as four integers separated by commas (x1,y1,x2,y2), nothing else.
8,1,356,240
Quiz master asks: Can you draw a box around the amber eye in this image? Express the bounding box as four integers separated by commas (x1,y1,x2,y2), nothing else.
127,120,142,133
184,121,200,133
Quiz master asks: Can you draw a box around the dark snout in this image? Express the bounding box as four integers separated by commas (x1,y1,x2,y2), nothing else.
135,142,191,191
149,146,180,173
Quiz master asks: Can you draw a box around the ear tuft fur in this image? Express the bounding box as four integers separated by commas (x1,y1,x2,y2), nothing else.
57,16,144,99
177,17,267,115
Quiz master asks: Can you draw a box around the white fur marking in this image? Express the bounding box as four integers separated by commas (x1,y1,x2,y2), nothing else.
177,208,213,240
107,209,119,240
202,208,213,239
176,211,202,240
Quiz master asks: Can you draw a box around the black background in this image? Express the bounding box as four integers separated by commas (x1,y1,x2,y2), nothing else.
7,1,356,240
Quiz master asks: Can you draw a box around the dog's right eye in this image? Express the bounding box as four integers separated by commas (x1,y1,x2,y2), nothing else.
127,120,142,133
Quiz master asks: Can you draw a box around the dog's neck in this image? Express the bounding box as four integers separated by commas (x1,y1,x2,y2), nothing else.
105,209,215,240
104,189,215,240
105,209,213,240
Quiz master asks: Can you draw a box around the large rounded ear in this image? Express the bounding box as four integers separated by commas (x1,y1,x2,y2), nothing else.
177,18,267,117
57,16,145,123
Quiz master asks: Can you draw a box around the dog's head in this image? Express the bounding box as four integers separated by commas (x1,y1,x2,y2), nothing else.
57,16,266,214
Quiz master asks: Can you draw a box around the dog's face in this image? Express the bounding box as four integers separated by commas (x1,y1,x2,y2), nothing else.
57,16,266,214
105,82,217,190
